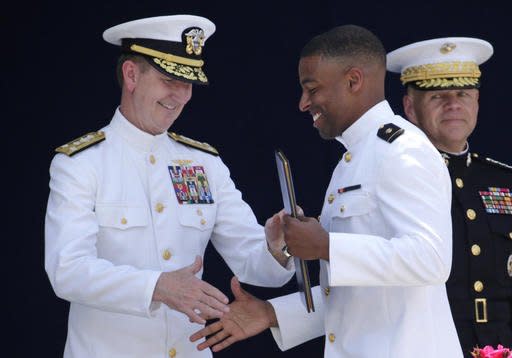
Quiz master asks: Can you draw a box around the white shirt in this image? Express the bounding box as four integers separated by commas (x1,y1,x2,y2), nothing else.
45,108,293,358
270,101,462,357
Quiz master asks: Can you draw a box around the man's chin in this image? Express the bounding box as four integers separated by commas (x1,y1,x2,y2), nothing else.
316,128,336,140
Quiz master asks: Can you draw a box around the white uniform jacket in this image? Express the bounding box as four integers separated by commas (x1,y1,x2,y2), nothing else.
270,101,462,357
45,109,293,358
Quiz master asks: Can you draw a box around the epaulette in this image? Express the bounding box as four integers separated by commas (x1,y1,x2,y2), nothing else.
167,132,219,156
55,131,105,156
471,153,512,171
377,123,404,143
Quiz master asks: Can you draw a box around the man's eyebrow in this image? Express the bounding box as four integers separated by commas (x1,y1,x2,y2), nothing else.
300,78,316,86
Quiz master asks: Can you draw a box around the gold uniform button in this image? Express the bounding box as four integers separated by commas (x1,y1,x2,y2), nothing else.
196,208,203,216
323,287,330,296
466,209,476,220
120,217,127,225
162,249,171,261
200,218,206,225
339,205,345,213
149,155,156,164
474,280,484,292
471,244,481,256
327,193,335,204
455,178,464,188
509,232,512,240
155,203,165,213
344,152,352,162
168,348,176,358
328,333,335,343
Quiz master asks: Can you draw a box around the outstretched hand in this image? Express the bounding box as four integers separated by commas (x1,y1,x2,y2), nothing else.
189,276,276,352
152,256,229,325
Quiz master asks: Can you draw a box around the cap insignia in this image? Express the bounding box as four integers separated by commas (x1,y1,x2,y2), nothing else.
55,131,105,156
184,28,205,55
440,42,456,54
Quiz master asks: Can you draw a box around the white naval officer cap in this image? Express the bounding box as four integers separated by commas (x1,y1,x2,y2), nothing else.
103,15,216,85
386,37,493,90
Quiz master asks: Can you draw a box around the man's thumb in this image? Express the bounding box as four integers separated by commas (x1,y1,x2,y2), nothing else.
231,276,245,299
189,255,203,274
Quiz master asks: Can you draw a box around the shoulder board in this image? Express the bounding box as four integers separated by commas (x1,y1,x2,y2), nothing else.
167,132,219,156
377,123,404,143
471,153,512,171
55,131,105,157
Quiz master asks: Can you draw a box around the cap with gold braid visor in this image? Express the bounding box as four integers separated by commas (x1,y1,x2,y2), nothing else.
103,15,215,85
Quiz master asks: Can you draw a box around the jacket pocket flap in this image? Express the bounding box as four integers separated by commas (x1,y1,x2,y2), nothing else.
332,192,375,219
95,204,148,229
178,206,215,231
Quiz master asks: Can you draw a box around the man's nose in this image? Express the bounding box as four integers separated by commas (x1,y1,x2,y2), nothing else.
444,94,462,109
175,82,193,103
298,93,310,112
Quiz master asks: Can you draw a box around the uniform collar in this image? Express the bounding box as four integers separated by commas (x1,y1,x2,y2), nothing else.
440,142,469,157
110,107,168,152
335,100,394,148
439,143,472,169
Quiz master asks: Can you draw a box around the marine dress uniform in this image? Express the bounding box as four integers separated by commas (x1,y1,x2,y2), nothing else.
442,150,512,353
387,37,512,355
45,15,293,358
269,101,462,357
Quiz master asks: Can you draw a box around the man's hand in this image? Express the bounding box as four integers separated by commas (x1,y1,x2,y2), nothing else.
265,207,304,266
152,256,229,324
283,215,330,260
189,276,277,352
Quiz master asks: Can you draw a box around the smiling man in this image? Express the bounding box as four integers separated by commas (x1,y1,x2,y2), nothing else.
388,37,512,356
44,15,294,358
190,24,462,357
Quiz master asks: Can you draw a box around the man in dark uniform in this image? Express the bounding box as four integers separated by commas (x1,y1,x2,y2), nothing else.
387,37,512,355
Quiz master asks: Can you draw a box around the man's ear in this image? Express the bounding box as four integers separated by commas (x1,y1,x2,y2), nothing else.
403,94,417,124
122,60,139,92
346,67,363,92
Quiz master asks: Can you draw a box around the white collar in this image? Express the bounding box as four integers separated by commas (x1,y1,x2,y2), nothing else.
109,107,168,152
441,142,469,156
335,100,394,148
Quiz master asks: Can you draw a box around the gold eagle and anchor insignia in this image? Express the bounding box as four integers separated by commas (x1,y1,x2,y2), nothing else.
168,132,219,156
185,28,205,55
55,131,105,156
